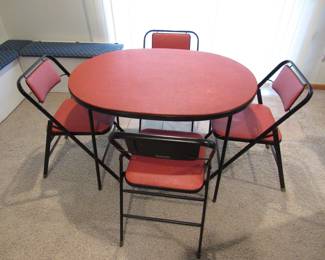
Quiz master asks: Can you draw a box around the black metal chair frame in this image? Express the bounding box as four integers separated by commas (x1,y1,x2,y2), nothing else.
140,29,200,133
111,131,215,258
17,55,122,190
205,60,313,202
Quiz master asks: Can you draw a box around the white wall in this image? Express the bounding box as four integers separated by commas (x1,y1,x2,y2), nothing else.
0,0,108,42
0,15,8,42
296,0,325,84
313,46,325,84
0,0,324,83
0,60,24,122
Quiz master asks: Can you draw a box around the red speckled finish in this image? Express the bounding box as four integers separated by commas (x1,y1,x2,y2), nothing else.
69,49,257,120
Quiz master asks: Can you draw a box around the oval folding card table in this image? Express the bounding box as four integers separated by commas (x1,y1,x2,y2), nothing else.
68,49,257,187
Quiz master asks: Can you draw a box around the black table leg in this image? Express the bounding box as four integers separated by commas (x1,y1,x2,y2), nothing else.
212,115,232,202
88,109,102,190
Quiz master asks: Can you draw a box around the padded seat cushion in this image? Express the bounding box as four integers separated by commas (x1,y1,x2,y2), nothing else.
20,42,123,58
0,40,32,52
125,129,206,191
212,104,281,143
26,59,61,103
272,65,305,111
152,33,191,49
0,49,18,70
52,98,114,134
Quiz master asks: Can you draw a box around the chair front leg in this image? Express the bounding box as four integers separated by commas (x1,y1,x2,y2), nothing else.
273,129,285,191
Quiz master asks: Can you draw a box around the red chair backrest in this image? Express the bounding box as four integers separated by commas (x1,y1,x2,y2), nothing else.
272,65,305,111
152,33,191,49
25,59,61,103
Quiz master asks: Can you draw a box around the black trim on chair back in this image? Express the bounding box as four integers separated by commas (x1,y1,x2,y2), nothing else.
143,29,199,51
17,55,71,136
256,60,313,108
111,131,215,161
255,60,313,143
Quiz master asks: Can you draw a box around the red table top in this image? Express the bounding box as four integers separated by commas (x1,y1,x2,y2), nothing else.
69,49,257,120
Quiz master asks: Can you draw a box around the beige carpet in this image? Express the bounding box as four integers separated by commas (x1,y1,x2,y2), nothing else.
0,89,325,260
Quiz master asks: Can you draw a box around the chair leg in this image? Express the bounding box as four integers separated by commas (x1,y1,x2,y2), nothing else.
273,130,285,191
43,121,52,178
197,169,210,258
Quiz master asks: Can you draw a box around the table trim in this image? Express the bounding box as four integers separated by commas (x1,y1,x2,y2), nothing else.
69,89,256,121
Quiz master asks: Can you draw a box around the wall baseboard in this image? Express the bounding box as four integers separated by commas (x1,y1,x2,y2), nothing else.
312,84,325,90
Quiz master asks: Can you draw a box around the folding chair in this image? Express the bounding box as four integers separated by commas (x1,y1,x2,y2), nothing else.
111,128,215,258
139,29,200,132
17,55,120,190
208,60,313,201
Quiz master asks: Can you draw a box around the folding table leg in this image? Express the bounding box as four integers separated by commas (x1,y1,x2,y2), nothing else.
139,119,142,132
210,125,287,196
197,166,211,258
88,109,102,190
119,156,124,247
212,115,232,202
215,139,221,166
204,121,212,139
43,121,52,178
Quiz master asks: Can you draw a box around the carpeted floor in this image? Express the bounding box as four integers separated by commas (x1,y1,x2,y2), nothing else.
0,89,325,259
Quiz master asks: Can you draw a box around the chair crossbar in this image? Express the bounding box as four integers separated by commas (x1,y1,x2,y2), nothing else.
49,135,61,155
123,214,201,227
123,189,205,201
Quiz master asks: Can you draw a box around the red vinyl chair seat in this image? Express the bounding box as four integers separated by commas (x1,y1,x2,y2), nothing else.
52,98,114,134
212,104,281,143
125,128,206,191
